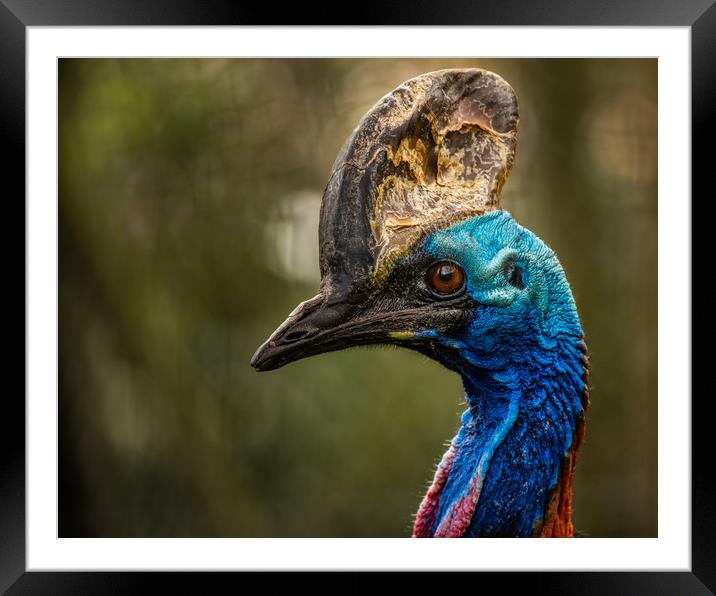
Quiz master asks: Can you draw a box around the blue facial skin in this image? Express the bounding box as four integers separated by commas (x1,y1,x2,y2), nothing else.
417,211,587,537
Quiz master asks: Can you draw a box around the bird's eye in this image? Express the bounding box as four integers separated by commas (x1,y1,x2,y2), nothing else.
504,259,524,289
427,262,466,296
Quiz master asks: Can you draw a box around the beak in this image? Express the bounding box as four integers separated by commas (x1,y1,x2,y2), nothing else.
250,291,421,372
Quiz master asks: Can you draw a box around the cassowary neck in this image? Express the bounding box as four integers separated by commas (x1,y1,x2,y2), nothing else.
413,334,589,538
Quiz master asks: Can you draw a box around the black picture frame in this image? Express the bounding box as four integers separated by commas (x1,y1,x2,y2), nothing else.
5,0,710,591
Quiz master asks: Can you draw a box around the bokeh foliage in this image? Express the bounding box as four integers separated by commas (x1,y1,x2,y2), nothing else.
59,58,657,537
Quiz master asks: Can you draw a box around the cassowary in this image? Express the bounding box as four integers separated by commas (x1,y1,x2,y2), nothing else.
251,69,589,538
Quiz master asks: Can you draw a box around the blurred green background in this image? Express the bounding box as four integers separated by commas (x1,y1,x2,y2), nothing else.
59,58,657,538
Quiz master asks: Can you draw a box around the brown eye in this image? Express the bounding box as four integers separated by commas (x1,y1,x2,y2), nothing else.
428,262,466,296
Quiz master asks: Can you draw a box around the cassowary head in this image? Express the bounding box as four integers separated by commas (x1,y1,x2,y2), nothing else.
252,69,589,538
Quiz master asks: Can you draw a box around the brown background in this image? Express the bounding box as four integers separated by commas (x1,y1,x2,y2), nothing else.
59,58,657,537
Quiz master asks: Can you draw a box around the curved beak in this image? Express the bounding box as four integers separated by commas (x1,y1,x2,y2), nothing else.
250,293,338,371
250,291,423,372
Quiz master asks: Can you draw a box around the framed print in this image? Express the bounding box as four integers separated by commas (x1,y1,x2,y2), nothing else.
5,0,711,591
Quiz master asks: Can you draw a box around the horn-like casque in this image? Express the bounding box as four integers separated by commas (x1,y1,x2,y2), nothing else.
319,68,519,290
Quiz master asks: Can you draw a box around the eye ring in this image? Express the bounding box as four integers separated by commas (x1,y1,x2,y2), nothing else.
427,261,466,297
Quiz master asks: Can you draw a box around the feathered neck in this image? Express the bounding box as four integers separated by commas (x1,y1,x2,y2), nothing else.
413,333,589,538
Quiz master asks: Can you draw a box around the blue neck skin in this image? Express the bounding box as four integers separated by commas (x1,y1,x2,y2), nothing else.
434,329,586,537
420,212,587,537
